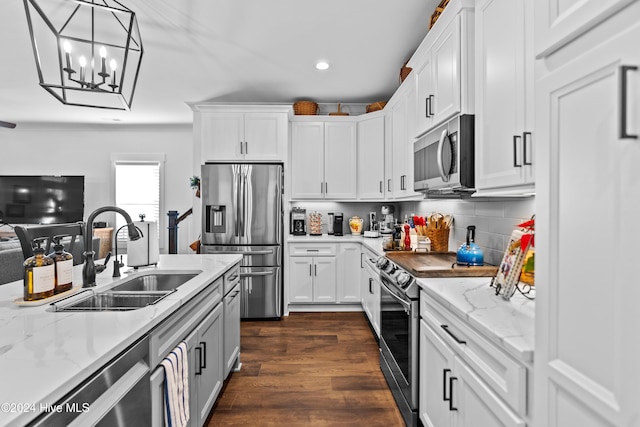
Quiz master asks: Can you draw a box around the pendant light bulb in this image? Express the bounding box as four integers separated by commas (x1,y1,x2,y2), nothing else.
78,56,87,67
109,59,117,71
99,46,107,58
63,40,72,54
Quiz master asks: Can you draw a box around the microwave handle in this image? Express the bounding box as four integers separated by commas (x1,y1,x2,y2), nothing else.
436,128,450,182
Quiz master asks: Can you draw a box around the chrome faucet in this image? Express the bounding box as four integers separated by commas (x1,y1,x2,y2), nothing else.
83,206,141,287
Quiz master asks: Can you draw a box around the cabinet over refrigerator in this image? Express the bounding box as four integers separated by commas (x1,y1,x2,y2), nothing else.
201,163,283,319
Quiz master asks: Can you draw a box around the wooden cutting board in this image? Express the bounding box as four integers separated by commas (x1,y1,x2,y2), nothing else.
385,251,498,278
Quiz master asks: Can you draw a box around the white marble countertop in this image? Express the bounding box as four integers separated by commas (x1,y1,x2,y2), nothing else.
287,234,385,257
417,276,535,363
0,254,241,427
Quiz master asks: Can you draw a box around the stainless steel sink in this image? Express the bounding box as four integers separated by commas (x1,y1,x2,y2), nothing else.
54,291,173,312
110,273,198,292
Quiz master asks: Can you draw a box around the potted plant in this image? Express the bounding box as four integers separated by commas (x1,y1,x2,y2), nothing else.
190,176,201,198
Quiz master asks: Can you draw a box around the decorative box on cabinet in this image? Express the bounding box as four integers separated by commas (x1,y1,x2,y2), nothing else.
189,104,289,162
409,0,475,138
290,119,357,200
534,3,640,425
474,0,535,195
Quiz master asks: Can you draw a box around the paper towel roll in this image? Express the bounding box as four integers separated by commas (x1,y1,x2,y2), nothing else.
127,221,159,267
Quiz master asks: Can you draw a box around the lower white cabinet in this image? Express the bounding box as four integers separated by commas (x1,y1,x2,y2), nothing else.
360,252,380,337
289,256,337,303
419,291,527,427
337,243,361,303
223,282,241,378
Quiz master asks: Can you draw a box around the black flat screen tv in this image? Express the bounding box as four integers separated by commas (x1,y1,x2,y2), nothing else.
0,175,84,225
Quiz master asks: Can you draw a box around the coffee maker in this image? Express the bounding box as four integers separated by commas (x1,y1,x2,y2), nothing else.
380,205,394,234
290,207,306,235
333,212,344,236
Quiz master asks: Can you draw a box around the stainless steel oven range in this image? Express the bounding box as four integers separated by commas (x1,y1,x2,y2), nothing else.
377,256,420,427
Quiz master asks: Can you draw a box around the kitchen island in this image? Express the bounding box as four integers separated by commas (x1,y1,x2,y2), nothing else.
0,253,241,427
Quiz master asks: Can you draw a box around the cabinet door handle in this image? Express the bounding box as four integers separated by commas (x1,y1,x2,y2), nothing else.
449,376,458,411
320,182,324,194
441,324,467,345
245,141,249,154
240,141,243,155
195,347,202,375
325,182,328,194
369,277,373,294
513,135,522,167
620,65,638,139
425,97,431,118
309,264,312,276
387,179,392,192
315,264,317,276
360,252,364,269
306,249,319,252
429,95,435,116
443,368,451,402
380,180,383,194
200,341,207,369
523,132,533,165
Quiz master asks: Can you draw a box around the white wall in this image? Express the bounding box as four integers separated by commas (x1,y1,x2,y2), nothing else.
0,124,197,253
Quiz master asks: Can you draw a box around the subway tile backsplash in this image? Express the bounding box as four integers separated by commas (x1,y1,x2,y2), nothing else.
400,197,535,265
289,197,534,266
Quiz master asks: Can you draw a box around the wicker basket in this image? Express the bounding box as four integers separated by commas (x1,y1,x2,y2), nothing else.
400,61,412,83
429,0,451,29
329,103,349,116
425,227,450,252
293,100,319,115
366,101,387,113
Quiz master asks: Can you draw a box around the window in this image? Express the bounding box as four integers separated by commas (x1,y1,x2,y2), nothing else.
113,158,163,252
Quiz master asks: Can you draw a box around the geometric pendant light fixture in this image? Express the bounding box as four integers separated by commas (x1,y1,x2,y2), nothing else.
23,0,143,110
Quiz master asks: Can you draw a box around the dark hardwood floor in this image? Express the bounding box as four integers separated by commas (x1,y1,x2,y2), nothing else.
207,312,404,426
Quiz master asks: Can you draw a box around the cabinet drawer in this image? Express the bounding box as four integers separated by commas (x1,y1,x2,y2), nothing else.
289,243,336,256
224,262,240,295
420,291,527,416
149,278,222,367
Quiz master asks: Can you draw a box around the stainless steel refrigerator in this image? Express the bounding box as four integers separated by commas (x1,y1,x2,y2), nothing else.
201,163,283,319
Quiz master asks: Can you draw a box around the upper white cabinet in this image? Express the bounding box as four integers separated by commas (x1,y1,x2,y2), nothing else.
357,113,386,200
534,0,636,57
190,104,289,162
474,0,535,195
290,119,357,200
535,3,640,426
410,0,475,138
386,76,422,199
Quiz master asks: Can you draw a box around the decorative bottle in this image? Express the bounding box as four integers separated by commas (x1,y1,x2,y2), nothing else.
23,238,55,301
47,235,74,294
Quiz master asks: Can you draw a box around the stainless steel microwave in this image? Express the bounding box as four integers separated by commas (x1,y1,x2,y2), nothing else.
414,114,475,194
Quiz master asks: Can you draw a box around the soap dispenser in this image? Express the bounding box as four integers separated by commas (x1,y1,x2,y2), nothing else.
23,237,55,301
47,235,74,294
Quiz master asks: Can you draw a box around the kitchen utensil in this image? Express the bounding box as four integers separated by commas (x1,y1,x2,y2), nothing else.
456,225,484,266
348,216,364,235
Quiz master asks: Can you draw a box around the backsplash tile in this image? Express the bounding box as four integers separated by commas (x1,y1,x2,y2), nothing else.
399,197,535,266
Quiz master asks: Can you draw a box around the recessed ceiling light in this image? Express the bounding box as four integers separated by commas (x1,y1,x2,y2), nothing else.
315,61,330,71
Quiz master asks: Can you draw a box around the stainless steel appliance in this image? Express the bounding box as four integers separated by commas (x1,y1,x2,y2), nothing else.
290,207,306,235
414,114,475,194
376,255,420,427
333,212,344,236
201,163,283,319
381,205,394,234
327,212,335,235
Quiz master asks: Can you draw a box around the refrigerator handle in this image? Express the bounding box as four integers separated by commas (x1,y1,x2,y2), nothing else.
240,170,246,237
276,166,283,244
235,170,241,237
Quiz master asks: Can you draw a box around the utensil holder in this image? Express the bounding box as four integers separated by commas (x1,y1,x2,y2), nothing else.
425,228,449,252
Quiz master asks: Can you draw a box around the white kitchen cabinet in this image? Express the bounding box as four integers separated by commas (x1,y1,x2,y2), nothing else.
357,114,386,199
534,4,640,425
191,105,289,162
534,0,636,57
419,291,528,427
337,243,361,303
411,0,474,138
288,243,337,303
474,0,535,194
290,120,357,200
386,77,421,199
193,302,224,426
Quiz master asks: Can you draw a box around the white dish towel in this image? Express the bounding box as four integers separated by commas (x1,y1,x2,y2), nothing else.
161,341,190,427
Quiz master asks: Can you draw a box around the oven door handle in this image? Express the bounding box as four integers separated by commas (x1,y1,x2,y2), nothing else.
379,279,412,313
436,128,450,182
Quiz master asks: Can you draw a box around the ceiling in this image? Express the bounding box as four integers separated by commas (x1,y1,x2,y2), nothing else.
0,0,438,126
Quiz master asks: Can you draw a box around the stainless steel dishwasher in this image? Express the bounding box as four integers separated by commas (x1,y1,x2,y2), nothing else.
29,336,151,426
